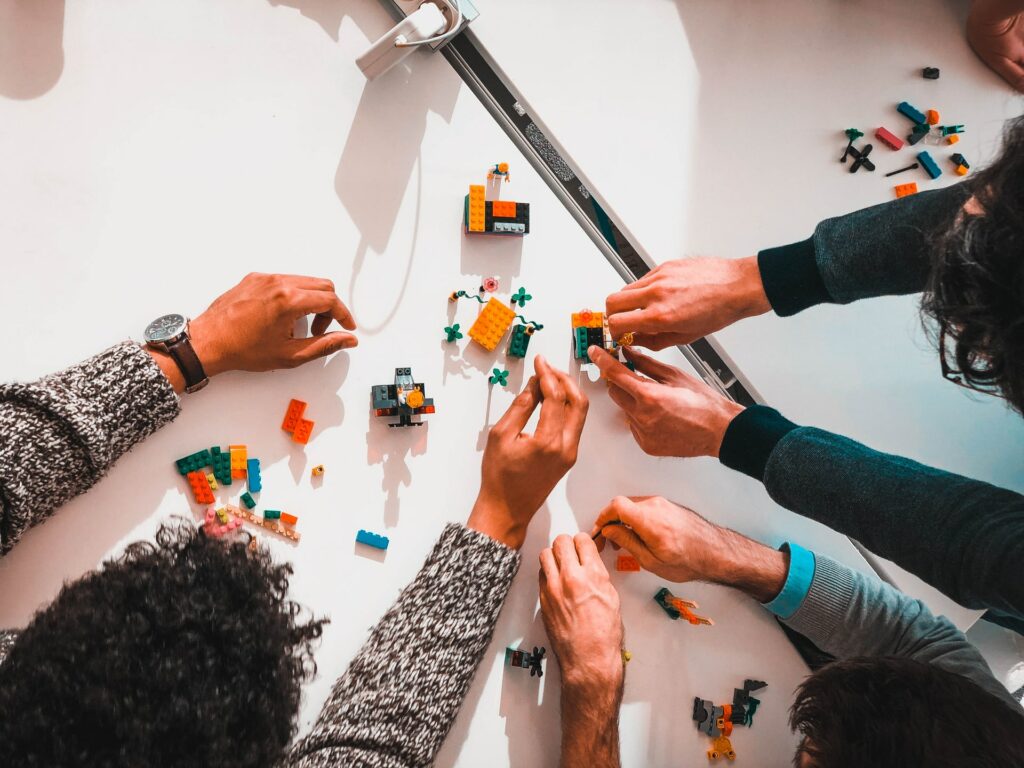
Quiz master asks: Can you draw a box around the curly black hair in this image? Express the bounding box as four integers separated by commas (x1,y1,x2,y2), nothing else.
923,113,1024,414
0,521,326,767
789,656,1024,768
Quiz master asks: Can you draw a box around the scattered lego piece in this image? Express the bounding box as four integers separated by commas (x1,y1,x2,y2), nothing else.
917,150,942,179
292,418,314,444
654,587,714,626
240,491,256,509
372,367,435,428
885,162,919,177
311,464,325,477
947,134,960,145
282,399,308,433
233,504,300,542
941,124,965,136
622,650,632,663
616,555,641,572
693,680,767,760
175,449,212,476
505,646,545,677
510,287,532,308
443,323,464,342
206,472,218,491
481,277,499,293
229,444,248,479
211,446,233,486
202,506,242,538
264,509,282,519
897,101,927,125
356,529,390,550
922,66,940,80
846,142,875,173
838,128,864,162
186,470,215,504
894,182,918,198
280,512,298,526
951,152,970,176
907,127,928,146
489,368,510,387
247,458,262,493
926,109,940,126
216,508,229,524
874,127,904,151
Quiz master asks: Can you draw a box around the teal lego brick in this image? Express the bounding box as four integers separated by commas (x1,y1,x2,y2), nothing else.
240,492,256,509
507,324,531,358
211,447,233,486
263,509,281,519
356,529,389,550
174,449,212,475
573,327,590,361
247,458,262,493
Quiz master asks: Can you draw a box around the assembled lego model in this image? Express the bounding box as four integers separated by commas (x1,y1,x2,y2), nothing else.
464,163,530,236
693,679,767,761
505,646,546,677
570,309,636,380
447,286,543,358
653,587,714,626
371,368,436,427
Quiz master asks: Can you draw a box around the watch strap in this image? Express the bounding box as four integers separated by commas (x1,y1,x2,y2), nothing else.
166,335,209,393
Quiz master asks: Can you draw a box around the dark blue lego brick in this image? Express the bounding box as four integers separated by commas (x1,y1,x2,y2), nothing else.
917,150,942,179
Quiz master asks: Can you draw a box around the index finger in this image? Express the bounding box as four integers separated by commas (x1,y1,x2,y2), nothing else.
547,365,588,443
587,346,646,396
573,531,602,568
534,356,569,441
606,285,653,315
492,376,541,438
590,495,647,538
293,289,357,331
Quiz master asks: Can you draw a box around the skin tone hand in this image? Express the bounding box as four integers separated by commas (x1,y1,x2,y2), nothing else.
604,256,770,350
590,496,788,604
148,273,358,393
967,0,1024,92
467,356,589,550
588,345,743,458
540,533,624,768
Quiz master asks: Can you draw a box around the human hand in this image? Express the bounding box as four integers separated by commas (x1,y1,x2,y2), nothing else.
540,533,624,693
588,345,743,458
967,3,1024,92
604,256,769,350
188,273,357,376
468,356,588,549
591,496,789,604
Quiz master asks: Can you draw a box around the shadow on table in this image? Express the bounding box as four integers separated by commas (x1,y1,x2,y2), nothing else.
366,414,429,528
0,0,65,100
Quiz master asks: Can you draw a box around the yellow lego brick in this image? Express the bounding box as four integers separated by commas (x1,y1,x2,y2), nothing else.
206,472,218,491
467,185,485,233
468,297,516,351
571,310,604,329
229,444,247,479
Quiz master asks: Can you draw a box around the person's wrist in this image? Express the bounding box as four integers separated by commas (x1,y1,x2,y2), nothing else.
706,398,745,458
187,315,227,377
467,492,528,550
732,255,772,319
561,659,624,699
706,528,788,603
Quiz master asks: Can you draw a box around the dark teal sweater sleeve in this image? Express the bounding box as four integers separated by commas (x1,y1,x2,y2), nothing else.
758,182,971,316
720,406,1024,618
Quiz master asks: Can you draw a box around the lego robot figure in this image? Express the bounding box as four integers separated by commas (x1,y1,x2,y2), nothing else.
654,587,714,626
371,367,435,427
505,646,546,677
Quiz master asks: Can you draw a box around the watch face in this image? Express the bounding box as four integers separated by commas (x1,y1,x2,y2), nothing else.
144,313,187,343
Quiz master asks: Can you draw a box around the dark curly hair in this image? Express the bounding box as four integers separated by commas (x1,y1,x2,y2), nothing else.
923,113,1024,414
0,521,326,767
789,656,1024,768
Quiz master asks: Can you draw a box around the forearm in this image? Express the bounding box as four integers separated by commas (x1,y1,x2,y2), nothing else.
285,524,520,768
560,683,623,768
757,183,970,316
0,342,180,554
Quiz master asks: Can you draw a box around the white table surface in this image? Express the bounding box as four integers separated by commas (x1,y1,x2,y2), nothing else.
0,1,985,766
471,0,1024,627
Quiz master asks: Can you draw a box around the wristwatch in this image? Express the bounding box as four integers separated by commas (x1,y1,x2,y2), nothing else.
143,313,210,393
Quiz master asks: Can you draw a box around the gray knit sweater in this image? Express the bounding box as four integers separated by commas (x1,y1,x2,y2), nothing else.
0,342,522,766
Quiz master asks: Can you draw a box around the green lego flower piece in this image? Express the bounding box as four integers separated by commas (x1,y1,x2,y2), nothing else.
489,368,510,387
511,287,532,308
444,323,463,343
844,128,864,141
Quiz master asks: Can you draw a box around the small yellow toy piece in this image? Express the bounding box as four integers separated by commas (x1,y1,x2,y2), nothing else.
405,389,425,409
229,444,248,479
467,185,485,233
708,734,736,761
621,650,632,664
468,297,517,351
311,465,325,478
618,331,635,346
571,309,604,329
206,472,218,491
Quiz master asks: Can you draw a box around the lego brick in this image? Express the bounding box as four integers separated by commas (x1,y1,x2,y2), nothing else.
186,470,214,504
263,509,281,519
922,66,940,79
492,200,517,218
616,555,641,572
897,101,927,125
311,464,325,477
507,324,531,358
467,297,516,351
229,444,247,479
941,124,965,136
211,447,233,486
292,419,314,444
573,327,591,361
280,512,298,526
926,109,940,125
206,472,218,491
247,458,262,493
955,165,969,176
240,491,256,509
951,152,970,169
873,126,903,151
947,134,960,145
894,182,918,199
571,310,604,329
356,529,389,550
175,449,212,476
281,399,307,433
917,151,942,179
466,185,485,233
493,221,526,234
233,505,300,542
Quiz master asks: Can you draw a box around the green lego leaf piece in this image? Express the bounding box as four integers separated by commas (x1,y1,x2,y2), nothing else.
489,368,510,386
844,128,864,141
444,323,463,343
511,287,532,308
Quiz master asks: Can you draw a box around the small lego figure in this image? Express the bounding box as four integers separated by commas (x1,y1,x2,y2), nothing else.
505,646,545,677
654,587,713,626
311,464,325,478
371,368,435,427
487,162,511,181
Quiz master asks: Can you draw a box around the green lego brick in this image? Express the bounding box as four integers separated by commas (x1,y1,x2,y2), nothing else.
174,449,212,475
263,509,281,520
507,324,531,358
241,492,256,509
573,327,590,361
211,447,233,486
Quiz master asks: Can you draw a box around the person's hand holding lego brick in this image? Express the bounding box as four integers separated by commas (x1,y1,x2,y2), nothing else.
467,355,588,550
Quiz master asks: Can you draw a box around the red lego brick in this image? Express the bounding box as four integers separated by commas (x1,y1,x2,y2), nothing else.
282,399,307,433
186,470,215,504
491,200,517,218
292,418,314,444
616,555,641,572
874,127,904,151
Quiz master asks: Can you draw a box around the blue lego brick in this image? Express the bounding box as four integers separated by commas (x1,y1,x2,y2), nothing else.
917,151,942,180
240,491,256,509
247,458,262,493
897,101,927,125
356,529,389,550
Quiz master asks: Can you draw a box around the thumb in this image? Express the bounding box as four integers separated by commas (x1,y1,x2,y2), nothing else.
287,332,358,367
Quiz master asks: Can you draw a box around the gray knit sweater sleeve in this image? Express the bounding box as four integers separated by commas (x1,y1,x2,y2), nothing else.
0,341,180,554
285,523,521,768
783,553,1023,714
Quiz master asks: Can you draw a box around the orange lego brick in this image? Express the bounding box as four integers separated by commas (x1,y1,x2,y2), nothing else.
947,134,960,145
280,512,298,526
229,444,247,479
926,109,940,125
492,200,517,218
571,309,604,329
616,555,641,572
282,399,307,433
292,418,314,444
186,470,214,504
467,185,485,233
894,182,918,199
468,297,516,351
956,164,969,176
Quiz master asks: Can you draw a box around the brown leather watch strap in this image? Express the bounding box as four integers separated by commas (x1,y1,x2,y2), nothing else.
166,335,209,393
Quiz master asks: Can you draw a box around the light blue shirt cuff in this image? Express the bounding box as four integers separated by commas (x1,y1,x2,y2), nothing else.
761,541,815,620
